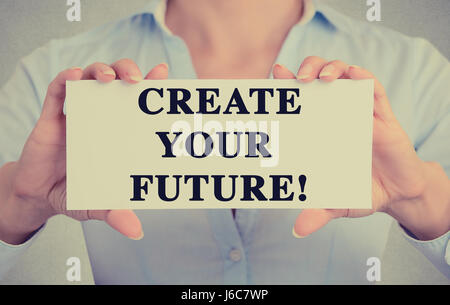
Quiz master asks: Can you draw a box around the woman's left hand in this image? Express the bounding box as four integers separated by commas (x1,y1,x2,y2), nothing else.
273,56,450,241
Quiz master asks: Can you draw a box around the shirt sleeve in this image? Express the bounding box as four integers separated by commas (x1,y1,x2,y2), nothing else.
408,38,450,278
399,223,450,279
0,42,55,165
412,38,450,176
0,43,55,279
0,224,46,280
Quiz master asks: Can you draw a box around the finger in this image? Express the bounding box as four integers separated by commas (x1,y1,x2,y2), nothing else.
318,60,349,82
272,64,296,79
82,62,116,82
296,56,328,82
110,58,143,83
87,209,143,240
41,67,83,120
145,63,169,80
346,66,394,121
292,209,348,238
346,66,386,99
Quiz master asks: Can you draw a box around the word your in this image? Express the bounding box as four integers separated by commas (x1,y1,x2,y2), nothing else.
157,131,272,159
66,257,81,282
66,0,81,22
170,114,280,167
366,0,381,22
366,257,381,282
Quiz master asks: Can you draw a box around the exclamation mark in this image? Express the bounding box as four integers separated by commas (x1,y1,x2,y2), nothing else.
298,175,307,202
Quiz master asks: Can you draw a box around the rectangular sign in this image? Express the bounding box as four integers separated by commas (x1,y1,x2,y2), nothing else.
66,79,373,210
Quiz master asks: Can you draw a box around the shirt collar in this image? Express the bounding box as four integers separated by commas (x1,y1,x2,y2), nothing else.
311,0,351,31
133,0,343,33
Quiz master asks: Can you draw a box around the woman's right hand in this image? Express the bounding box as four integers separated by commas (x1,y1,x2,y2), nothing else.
0,59,169,245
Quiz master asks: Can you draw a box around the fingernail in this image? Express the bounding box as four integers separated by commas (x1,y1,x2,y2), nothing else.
292,227,305,239
129,74,143,82
70,66,82,71
296,64,313,80
272,63,285,72
349,65,360,70
159,62,169,69
319,65,335,78
101,67,116,77
129,231,144,241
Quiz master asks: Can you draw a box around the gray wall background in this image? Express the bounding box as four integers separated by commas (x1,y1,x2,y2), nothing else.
0,0,449,285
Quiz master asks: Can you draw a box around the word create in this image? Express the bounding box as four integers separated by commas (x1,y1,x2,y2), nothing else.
138,87,301,115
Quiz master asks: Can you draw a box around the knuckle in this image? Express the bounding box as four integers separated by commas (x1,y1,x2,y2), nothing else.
303,56,325,64
91,62,106,71
115,58,136,67
54,70,68,82
429,161,444,171
11,179,31,199
48,182,67,214
46,81,60,98
374,81,387,96
86,210,94,220
329,60,346,68
46,82,54,94
68,210,89,221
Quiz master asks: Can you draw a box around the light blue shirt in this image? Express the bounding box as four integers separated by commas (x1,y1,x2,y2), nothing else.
0,0,449,283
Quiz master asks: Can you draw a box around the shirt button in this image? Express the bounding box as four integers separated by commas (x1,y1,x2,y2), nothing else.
229,249,242,262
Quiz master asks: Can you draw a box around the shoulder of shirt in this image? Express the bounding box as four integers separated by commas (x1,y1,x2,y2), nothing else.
18,2,160,80
314,3,449,68
49,1,160,49
313,1,419,48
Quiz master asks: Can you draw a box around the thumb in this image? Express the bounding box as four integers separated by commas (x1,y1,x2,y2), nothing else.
87,210,143,240
346,66,395,122
293,209,348,238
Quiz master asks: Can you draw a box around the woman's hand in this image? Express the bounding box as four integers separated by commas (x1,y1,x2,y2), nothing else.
273,56,450,241
0,59,169,245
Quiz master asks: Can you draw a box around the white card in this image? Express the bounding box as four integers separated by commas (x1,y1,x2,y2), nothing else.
66,79,373,210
